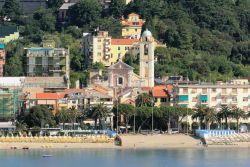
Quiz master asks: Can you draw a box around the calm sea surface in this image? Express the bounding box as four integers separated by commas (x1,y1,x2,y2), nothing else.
0,148,249,167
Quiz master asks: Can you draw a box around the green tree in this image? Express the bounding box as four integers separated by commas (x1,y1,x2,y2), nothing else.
33,8,56,32
55,108,70,129
68,0,102,27
136,93,153,107
68,107,82,130
1,0,21,20
25,105,56,128
114,103,135,133
89,103,111,129
231,107,247,132
192,105,206,129
109,0,126,19
217,106,232,129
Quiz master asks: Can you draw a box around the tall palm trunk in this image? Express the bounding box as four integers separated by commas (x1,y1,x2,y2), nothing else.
236,118,239,133
225,117,228,129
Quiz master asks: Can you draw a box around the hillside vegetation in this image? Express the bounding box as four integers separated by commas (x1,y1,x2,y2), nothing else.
2,0,250,83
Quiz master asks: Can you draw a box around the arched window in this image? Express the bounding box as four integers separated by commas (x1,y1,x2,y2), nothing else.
144,44,148,55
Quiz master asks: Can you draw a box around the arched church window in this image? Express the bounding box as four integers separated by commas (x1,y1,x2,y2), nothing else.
144,44,148,55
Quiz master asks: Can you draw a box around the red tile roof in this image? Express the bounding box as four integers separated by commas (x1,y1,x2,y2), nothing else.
152,85,173,97
36,93,66,100
111,38,139,45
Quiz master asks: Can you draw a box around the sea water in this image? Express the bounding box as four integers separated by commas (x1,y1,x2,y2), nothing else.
0,148,249,167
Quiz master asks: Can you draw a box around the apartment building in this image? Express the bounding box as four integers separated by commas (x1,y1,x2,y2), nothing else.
82,30,148,67
121,13,145,39
82,31,112,66
26,47,70,77
0,43,5,76
174,83,250,112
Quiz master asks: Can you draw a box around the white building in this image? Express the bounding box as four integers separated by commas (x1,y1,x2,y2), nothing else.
175,83,250,112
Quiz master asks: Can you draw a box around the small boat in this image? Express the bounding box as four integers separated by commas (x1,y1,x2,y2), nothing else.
42,155,53,158
22,147,29,150
114,136,122,146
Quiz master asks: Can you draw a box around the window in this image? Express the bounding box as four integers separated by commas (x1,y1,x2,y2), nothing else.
243,106,248,112
192,97,197,102
160,98,167,102
97,52,101,56
118,46,120,51
232,88,237,94
243,97,248,102
243,88,248,93
191,89,197,93
118,77,123,85
232,96,237,102
221,88,227,94
144,45,148,55
211,97,216,101
135,29,138,32
212,88,216,93
98,39,101,42
183,88,188,94
202,88,207,94
126,29,129,32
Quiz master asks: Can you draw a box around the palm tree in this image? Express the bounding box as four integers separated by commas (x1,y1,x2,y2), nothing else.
55,108,70,129
68,106,82,130
90,103,111,129
136,93,153,107
231,107,247,133
204,107,217,130
217,106,232,129
192,105,206,129
115,103,135,133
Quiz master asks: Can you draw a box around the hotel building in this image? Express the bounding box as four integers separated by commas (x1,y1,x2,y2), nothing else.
26,47,70,77
174,82,250,112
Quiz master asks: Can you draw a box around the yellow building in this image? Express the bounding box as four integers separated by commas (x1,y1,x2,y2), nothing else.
110,38,139,65
82,31,140,66
121,13,145,39
82,31,112,66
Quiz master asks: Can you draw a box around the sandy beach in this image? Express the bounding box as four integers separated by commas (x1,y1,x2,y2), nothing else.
0,134,250,150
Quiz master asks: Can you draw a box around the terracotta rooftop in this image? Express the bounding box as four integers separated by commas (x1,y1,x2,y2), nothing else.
36,93,66,99
152,85,173,97
111,38,139,45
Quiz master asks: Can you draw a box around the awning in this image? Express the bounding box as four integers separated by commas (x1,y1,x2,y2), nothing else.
200,95,208,101
179,95,188,101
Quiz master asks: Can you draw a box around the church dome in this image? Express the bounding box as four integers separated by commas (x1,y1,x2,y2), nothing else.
142,29,152,38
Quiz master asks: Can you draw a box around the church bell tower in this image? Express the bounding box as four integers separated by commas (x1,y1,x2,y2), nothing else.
139,29,155,87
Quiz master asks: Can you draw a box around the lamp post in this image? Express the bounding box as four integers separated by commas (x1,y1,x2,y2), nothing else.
186,107,188,135
151,96,154,134
116,99,119,134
